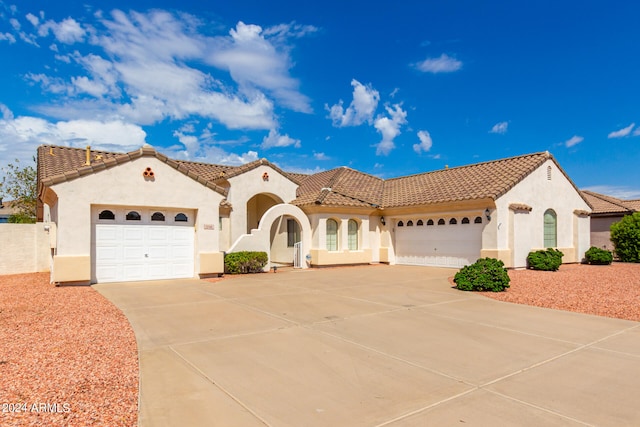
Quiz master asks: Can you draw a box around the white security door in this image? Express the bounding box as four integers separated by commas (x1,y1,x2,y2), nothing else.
395,219,483,268
94,208,195,283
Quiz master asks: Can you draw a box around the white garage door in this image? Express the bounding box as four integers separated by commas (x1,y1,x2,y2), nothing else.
395,218,483,268
93,208,195,283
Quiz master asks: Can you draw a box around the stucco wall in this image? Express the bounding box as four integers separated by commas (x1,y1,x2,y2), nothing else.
590,216,619,251
48,156,225,281
305,212,372,266
226,165,298,247
494,159,591,267
0,223,51,274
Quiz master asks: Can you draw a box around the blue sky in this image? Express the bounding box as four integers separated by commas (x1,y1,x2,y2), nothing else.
1,0,639,198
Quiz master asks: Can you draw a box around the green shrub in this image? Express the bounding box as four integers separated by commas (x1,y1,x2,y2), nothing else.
224,251,268,274
453,258,510,292
610,212,640,263
527,248,564,271
584,246,613,265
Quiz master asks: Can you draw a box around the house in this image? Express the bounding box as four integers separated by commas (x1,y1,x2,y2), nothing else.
0,199,20,223
580,190,639,251
37,145,591,284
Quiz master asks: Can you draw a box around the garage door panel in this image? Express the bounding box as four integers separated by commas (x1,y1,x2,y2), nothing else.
396,223,482,268
94,218,194,283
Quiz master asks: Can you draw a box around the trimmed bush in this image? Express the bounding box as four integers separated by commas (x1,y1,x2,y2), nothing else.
454,258,510,292
224,251,268,274
584,246,613,265
610,212,640,263
527,248,564,271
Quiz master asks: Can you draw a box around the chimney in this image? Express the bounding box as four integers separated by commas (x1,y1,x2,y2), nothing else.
84,145,91,166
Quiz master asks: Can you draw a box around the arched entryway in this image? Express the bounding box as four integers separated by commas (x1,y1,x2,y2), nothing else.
246,193,283,233
228,203,312,269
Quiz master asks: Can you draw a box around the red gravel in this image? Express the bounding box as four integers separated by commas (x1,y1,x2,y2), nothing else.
481,263,640,322
0,273,138,427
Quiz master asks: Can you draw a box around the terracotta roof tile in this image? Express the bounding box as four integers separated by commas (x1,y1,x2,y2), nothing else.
581,190,638,214
381,152,551,207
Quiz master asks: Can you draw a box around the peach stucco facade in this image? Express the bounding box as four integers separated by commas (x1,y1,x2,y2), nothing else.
38,146,591,283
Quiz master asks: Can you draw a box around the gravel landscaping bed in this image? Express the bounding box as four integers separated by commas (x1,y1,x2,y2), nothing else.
481,263,640,322
0,273,138,427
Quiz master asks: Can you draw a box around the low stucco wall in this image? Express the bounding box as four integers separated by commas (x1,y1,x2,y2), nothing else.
0,223,51,275
310,249,372,266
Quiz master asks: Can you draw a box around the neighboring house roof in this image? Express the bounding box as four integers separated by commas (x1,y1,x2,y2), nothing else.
0,199,20,219
37,145,586,211
580,190,638,215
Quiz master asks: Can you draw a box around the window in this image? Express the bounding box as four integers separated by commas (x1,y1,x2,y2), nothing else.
398,221,404,227
151,212,165,221
416,219,424,226
462,217,470,224
543,209,557,247
474,216,483,224
326,219,338,251
437,218,445,225
407,220,414,226
175,213,188,222
98,210,115,220
126,211,141,221
427,219,434,226
449,218,457,225
348,219,358,250
287,219,300,247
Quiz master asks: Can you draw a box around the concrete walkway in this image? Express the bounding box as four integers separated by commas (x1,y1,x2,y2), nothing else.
95,265,640,427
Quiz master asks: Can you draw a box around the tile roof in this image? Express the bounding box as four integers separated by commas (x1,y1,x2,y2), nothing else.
38,145,584,211
37,145,228,195
381,152,553,207
580,190,638,215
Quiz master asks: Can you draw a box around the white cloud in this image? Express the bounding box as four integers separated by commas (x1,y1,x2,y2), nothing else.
10,9,316,133
374,104,407,156
38,17,86,44
564,135,584,148
327,79,380,127
205,21,312,113
415,53,462,73
261,129,301,149
608,123,635,139
313,152,329,160
490,121,508,134
582,185,640,200
0,32,17,43
413,130,433,154
0,106,147,168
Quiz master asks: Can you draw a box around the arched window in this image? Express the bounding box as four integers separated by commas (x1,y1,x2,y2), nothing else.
175,213,188,222
98,210,115,220
437,218,445,225
462,217,470,224
543,209,557,247
398,221,404,227
407,220,414,226
326,219,338,251
348,219,358,250
416,219,424,226
427,219,434,226
474,216,483,224
449,218,457,225
126,211,141,221
151,212,165,221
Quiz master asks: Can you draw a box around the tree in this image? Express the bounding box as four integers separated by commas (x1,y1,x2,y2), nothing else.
0,158,37,223
610,212,640,263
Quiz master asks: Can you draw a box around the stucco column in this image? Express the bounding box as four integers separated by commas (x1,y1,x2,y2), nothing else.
341,218,349,250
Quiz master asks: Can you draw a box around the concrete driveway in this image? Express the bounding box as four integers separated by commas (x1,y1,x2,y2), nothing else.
95,265,640,427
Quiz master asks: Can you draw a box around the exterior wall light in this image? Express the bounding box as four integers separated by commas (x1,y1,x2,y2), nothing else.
485,208,491,221
380,216,386,225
